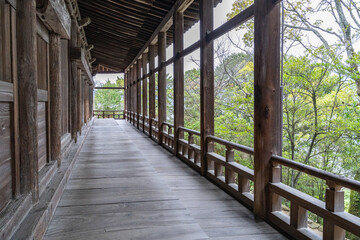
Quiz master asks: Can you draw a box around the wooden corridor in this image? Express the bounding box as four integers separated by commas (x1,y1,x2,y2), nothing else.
43,119,286,240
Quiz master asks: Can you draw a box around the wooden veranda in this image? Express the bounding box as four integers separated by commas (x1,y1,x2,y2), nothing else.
0,0,359,240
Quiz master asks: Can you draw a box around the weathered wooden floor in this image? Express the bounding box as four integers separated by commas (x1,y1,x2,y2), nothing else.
44,119,287,240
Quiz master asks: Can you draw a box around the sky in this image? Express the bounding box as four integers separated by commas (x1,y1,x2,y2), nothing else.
94,0,235,85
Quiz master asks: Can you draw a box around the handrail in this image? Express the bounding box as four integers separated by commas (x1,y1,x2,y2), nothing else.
161,122,174,128
178,126,200,136
207,135,254,155
271,155,360,192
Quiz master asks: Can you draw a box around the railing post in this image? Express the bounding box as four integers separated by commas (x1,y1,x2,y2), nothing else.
173,9,184,156
225,147,235,185
158,31,166,143
188,133,194,161
253,0,281,219
324,181,345,240
200,0,214,176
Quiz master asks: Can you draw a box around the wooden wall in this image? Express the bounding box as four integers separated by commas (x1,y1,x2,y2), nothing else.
0,2,17,211
36,24,50,172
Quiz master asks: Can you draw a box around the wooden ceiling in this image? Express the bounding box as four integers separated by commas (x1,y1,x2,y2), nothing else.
78,0,222,73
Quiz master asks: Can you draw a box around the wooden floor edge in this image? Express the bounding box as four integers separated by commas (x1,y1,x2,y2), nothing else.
8,119,94,240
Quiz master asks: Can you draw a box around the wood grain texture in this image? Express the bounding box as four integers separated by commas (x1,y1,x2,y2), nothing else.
43,119,286,240
37,102,47,171
0,103,13,210
253,0,281,219
60,39,69,136
17,0,39,200
49,33,62,165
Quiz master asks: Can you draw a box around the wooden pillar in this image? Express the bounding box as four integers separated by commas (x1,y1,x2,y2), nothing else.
77,70,83,134
49,33,62,166
136,62,141,128
17,0,39,201
124,71,127,118
142,53,148,119
70,20,78,142
173,10,184,155
149,45,156,120
158,32,166,141
253,0,281,219
200,0,214,176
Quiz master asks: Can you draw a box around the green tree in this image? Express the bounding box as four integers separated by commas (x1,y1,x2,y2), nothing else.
94,77,124,110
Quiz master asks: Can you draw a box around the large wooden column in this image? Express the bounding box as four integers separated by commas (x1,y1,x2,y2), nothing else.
17,0,39,201
253,0,281,219
136,62,141,128
77,70,83,134
70,20,78,142
173,10,184,155
142,53,148,120
124,71,127,118
158,32,166,140
49,33,62,166
200,0,214,176
149,45,156,120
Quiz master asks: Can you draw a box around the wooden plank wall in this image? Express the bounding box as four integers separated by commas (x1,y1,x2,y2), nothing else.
0,2,18,210
36,26,50,172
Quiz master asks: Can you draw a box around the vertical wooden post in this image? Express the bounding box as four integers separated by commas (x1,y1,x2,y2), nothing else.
253,0,281,219
70,20,78,142
323,181,345,240
142,53,148,121
200,0,214,176
158,31,166,141
173,10,184,155
17,0,39,201
124,71,127,119
149,45,156,120
49,33,62,166
137,62,141,128
77,70,83,134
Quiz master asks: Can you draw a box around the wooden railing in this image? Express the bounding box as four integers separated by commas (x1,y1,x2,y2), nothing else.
177,127,201,171
124,109,360,239
93,110,124,119
161,122,175,153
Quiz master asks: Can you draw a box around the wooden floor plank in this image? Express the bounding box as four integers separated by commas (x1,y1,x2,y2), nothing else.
44,119,287,240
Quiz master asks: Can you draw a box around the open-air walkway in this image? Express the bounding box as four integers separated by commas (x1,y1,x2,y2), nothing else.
43,119,286,240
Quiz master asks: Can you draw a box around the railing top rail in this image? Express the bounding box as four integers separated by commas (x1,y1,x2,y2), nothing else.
271,155,360,192
93,110,124,113
178,126,200,136
162,122,174,128
207,135,254,155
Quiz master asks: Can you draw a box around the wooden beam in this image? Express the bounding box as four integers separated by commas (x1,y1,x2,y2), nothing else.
149,45,156,120
253,0,281,219
17,0,39,201
94,87,125,90
125,0,195,71
173,10,184,155
36,0,71,39
70,20,78,142
200,0,214,176
49,33,62,166
142,53,148,120
158,31,166,138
